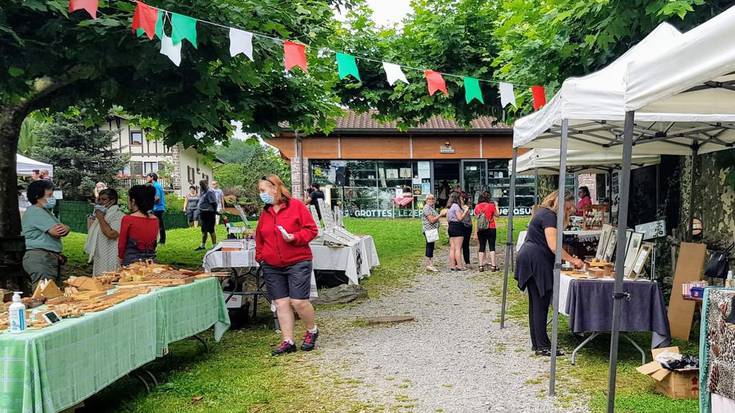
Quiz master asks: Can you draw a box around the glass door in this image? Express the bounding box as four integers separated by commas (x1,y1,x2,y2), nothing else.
461,160,487,205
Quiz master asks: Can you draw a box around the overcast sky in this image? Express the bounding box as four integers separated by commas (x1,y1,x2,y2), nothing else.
361,0,412,26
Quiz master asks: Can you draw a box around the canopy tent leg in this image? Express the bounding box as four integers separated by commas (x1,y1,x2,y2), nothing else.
500,147,518,329
534,167,539,204
607,110,635,413
549,118,569,396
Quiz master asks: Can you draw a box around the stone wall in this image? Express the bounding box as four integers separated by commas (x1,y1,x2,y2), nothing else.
683,150,735,248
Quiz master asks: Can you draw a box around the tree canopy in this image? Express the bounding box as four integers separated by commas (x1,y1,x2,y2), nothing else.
0,0,350,236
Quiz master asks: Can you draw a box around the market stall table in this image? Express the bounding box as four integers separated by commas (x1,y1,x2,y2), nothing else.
559,273,671,364
0,278,229,413
310,235,380,285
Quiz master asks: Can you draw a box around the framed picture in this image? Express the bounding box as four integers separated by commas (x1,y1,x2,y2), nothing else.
595,224,614,260
624,232,644,277
630,243,654,279
603,229,618,262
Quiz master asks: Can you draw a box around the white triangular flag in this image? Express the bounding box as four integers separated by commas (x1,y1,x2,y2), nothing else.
383,62,409,86
160,35,182,66
499,82,516,108
229,28,253,60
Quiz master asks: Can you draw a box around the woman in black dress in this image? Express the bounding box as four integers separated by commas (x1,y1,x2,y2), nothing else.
515,190,583,356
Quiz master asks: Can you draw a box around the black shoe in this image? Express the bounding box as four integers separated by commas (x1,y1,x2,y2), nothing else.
535,348,565,357
272,341,297,356
301,329,319,351
194,246,205,251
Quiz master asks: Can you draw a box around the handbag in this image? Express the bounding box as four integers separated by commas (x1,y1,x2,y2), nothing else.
704,242,734,279
424,228,439,243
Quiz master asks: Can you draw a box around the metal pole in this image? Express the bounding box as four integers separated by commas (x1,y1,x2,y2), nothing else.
500,147,518,329
607,110,636,413
549,119,569,396
534,167,540,204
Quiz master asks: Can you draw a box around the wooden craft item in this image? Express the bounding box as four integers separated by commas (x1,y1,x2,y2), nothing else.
668,242,706,341
66,276,106,292
32,280,64,300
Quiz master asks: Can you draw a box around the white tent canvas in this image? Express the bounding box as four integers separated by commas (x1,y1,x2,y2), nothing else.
511,149,660,175
17,154,53,177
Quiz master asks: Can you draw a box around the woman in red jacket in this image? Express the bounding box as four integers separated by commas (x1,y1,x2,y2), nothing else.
256,175,319,356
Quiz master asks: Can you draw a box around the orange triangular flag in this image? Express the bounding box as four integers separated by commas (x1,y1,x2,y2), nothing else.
424,70,448,96
284,40,307,73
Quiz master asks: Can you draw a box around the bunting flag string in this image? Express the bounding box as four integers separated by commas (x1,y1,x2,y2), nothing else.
229,28,253,60
424,70,448,96
284,40,307,72
336,52,360,81
72,0,549,110
531,85,547,110
463,77,483,104
383,62,408,86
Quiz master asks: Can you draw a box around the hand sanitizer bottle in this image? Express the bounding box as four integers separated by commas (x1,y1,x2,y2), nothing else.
9,292,27,333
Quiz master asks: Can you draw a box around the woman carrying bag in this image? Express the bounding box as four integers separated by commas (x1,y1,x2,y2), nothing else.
422,194,440,272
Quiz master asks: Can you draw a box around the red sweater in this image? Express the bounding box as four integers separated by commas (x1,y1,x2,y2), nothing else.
118,215,159,260
255,199,318,267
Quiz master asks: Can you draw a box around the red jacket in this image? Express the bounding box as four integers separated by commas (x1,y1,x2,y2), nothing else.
255,199,318,267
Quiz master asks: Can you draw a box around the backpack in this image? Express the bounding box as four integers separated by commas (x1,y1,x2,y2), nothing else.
477,212,490,230
704,243,734,279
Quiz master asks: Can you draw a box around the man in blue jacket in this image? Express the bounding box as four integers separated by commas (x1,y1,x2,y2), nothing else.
146,172,166,245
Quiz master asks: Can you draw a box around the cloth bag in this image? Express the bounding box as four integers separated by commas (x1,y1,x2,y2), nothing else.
704,243,734,279
424,228,439,243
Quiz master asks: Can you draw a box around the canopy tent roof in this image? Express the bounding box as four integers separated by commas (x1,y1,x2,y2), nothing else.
16,154,53,177
511,149,660,175
513,11,735,155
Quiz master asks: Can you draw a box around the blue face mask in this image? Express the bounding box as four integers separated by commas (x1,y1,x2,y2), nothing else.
44,197,56,210
259,192,274,205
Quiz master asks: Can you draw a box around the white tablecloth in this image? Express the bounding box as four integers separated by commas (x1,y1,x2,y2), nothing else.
310,236,381,285
202,239,317,298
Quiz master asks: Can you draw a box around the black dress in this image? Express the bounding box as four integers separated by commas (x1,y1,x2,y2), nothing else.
515,207,557,297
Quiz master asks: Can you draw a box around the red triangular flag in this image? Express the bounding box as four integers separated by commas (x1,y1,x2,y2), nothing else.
532,85,547,110
284,40,307,73
424,70,448,96
132,1,158,40
69,0,98,19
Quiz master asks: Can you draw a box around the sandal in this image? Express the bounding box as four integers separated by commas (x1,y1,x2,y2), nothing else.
479,265,485,272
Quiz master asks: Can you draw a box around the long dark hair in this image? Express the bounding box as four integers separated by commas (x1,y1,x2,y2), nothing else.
478,191,491,204
447,191,461,208
578,186,591,198
128,185,155,215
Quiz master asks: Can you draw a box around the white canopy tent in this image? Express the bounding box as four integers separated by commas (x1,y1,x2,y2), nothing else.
511,149,660,176
16,154,53,177
500,6,735,412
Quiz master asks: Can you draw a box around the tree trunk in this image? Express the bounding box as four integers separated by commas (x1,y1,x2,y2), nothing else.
0,104,28,292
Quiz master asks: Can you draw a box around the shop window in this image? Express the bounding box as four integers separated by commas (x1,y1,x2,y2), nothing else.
130,131,143,145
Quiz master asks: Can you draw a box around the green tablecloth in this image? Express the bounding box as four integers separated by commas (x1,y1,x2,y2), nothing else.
154,277,230,355
0,277,230,413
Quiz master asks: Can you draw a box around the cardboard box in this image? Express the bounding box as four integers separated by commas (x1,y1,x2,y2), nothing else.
224,293,247,309
637,346,699,399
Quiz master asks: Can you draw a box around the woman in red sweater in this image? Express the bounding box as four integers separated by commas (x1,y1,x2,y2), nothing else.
118,185,159,266
255,175,319,356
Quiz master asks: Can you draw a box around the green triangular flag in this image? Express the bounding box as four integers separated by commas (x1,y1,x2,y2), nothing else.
336,52,360,81
171,13,197,48
463,77,484,104
136,12,164,39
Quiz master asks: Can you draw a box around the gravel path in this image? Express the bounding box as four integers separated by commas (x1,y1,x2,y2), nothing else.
314,247,589,412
